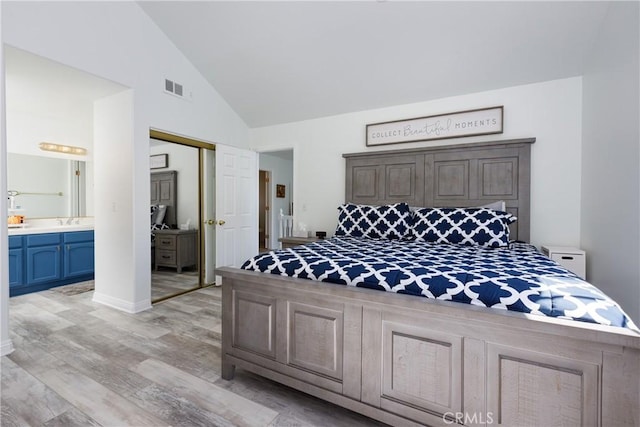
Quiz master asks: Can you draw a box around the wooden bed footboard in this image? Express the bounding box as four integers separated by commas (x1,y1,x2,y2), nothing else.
219,267,640,427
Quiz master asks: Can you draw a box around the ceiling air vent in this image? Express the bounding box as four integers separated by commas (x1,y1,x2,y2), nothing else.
164,78,187,99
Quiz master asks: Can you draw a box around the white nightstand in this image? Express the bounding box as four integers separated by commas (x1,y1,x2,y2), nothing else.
278,236,320,249
541,245,586,279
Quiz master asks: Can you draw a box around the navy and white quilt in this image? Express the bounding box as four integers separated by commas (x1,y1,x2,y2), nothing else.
242,237,638,331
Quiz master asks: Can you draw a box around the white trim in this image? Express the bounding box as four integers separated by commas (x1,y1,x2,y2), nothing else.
92,292,152,314
0,339,15,357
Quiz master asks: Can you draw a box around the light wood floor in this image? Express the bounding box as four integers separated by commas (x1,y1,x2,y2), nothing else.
152,269,199,302
1,284,385,426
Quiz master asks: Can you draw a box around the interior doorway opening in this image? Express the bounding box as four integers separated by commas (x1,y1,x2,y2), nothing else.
259,170,271,252
149,129,216,303
258,149,294,250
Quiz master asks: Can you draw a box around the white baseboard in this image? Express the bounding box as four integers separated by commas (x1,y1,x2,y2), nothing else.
92,292,152,313
0,339,14,356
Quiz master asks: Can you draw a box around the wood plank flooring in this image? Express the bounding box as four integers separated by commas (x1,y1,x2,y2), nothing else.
152,270,199,302
1,283,386,426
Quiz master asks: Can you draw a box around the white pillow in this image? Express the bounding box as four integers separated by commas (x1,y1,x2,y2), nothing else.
151,204,167,225
479,200,506,212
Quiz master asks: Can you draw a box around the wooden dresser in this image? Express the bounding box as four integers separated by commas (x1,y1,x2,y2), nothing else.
154,229,197,273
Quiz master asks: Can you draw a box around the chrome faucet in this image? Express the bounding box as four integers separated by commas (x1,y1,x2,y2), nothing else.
65,217,76,225
56,218,64,226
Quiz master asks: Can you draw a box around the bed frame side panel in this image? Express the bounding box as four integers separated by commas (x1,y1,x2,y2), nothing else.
220,268,640,427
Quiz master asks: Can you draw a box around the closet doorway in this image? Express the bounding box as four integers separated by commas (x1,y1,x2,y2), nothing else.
149,130,216,303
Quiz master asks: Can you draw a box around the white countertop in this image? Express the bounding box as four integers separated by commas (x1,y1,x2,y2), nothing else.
8,225,95,236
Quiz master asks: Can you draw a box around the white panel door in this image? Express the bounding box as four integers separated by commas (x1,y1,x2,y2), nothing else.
215,144,258,272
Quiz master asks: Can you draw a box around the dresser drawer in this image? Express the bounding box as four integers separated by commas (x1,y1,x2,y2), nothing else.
9,235,23,249
550,253,585,279
27,233,62,247
63,230,94,243
155,235,177,250
156,250,176,265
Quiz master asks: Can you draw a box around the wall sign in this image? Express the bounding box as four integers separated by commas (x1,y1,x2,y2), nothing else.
366,106,503,147
150,154,168,169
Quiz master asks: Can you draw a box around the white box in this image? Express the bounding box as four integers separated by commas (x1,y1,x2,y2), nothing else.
541,245,586,279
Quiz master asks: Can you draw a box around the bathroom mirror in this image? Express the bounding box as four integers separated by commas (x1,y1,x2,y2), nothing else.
7,153,90,219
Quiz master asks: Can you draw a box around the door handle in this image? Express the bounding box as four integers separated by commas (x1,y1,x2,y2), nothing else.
218,220,226,226
206,219,215,225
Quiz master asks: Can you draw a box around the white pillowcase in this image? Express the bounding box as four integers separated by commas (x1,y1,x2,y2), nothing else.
478,200,506,211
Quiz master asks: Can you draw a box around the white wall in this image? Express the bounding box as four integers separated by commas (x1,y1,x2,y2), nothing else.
7,109,93,158
93,90,148,312
581,2,640,323
259,152,294,249
1,1,250,320
250,77,584,249
0,2,15,356
2,2,249,148
6,105,95,218
149,141,199,229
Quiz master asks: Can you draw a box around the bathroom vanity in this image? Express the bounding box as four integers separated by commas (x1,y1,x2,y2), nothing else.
8,226,95,297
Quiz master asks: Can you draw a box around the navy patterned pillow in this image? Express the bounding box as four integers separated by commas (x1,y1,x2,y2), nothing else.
411,207,517,248
335,203,412,240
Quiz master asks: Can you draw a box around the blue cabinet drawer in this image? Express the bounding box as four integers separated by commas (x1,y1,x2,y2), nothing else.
26,233,62,247
63,231,94,243
9,235,23,249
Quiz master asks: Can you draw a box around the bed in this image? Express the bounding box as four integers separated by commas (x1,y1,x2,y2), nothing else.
150,170,177,231
218,138,640,426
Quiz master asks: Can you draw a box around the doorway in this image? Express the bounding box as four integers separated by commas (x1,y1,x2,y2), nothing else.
258,149,294,250
259,170,271,252
149,130,216,303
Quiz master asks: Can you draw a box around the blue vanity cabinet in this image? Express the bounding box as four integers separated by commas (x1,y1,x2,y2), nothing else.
8,236,24,289
26,233,62,285
63,231,95,278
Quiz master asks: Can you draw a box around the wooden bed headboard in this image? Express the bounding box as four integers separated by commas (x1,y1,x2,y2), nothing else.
150,170,178,228
343,138,535,242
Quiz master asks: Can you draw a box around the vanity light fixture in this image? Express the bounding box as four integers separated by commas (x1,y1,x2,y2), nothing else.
39,142,87,156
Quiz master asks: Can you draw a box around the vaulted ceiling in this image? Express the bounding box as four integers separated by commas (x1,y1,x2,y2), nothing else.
139,1,610,128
